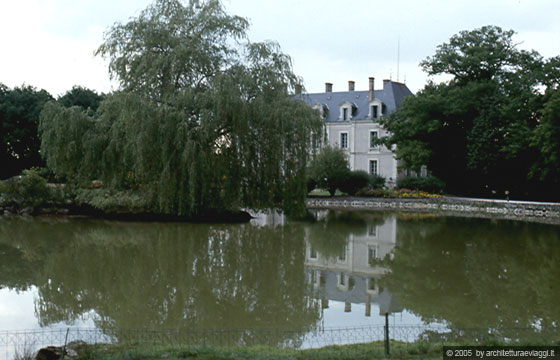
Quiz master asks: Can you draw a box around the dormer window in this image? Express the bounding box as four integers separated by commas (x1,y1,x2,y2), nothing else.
338,101,356,121
369,100,383,120
371,105,378,119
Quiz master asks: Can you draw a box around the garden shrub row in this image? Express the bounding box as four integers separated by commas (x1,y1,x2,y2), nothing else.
397,176,445,193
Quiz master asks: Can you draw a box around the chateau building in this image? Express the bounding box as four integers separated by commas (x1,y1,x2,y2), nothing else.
302,78,414,185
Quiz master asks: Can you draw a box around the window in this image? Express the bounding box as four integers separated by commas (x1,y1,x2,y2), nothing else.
369,159,378,175
368,225,377,237
309,247,317,259
340,132,348,149
369,131,379,149
371,105,378,119
343,107,348,121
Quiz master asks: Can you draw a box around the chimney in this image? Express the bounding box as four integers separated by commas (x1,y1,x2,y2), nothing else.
383,79,390,89
368,77,375,102
325,82,333,93
348,80,355,92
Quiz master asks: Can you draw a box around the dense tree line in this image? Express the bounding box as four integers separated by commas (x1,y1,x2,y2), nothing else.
0,84,103,179
381,26,560,200
0,84,52,178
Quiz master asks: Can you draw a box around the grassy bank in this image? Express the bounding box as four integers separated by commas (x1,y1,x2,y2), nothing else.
67,341,443,360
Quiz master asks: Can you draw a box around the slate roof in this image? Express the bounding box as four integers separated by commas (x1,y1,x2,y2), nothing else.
297,80,413,123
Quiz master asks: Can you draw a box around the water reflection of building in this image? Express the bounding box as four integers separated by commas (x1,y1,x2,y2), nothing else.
305,214,402,316
249,209,286,227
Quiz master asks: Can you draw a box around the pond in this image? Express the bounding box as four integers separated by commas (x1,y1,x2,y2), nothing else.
0,210,559,351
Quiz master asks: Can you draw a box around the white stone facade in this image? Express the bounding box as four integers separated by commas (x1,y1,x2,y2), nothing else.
302,78,414,185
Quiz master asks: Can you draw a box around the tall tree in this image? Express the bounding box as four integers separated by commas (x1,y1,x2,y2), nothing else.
0,84,53,179
40,0,322,217
58,86,104,112
381,26,560,199
531,88,560,185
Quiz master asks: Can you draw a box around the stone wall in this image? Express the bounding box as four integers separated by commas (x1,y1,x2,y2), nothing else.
306,197,560,224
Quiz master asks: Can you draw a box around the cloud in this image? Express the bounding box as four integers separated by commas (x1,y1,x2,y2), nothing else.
1,0,558,95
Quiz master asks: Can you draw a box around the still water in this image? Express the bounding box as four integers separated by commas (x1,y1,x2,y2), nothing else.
0,210,559,345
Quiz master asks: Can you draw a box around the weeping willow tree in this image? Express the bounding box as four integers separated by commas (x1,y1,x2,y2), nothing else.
39,0,322,217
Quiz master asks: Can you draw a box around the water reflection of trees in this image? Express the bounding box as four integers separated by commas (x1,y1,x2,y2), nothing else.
383,215,560,340
0,218,321,347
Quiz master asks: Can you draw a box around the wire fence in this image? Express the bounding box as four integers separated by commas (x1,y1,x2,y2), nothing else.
1,324,558,360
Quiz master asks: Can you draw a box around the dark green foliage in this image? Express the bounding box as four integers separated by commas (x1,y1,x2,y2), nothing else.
0,84,53,179
39,0,322,217
339,170,370,195
531,88,560,185
368,174,386,189
75,188,153,214
308,146,350,196
0,168,50,210
306,174,317,193
39,102,100,183
381,26,560,200
397,176,445,193
58,86,104,112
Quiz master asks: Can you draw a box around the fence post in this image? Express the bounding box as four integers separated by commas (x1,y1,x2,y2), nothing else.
61,328,70,360
384,313,390,356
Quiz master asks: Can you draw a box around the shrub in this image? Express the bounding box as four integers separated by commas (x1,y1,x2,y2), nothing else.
339,170,370,195
76,188,153,214
369,174,386,189
356,187,385,197
397,176,445,193
0,169,50,210
308,146,350,196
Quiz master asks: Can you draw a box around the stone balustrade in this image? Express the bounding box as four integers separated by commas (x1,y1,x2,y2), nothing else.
306,197,560,224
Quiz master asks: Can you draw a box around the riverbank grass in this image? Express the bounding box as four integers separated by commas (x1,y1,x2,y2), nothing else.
69,341,442,360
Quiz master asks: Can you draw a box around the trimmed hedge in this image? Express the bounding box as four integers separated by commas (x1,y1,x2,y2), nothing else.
369,174,386,189
339,170,370,195
397,176,445,193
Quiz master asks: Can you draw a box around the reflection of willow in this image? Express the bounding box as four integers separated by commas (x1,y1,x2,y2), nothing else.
0,218,71,291
383,215,560,342
0,219,322,347
305,210,386,259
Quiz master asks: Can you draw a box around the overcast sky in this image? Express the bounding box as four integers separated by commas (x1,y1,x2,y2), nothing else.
1,0,559,97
